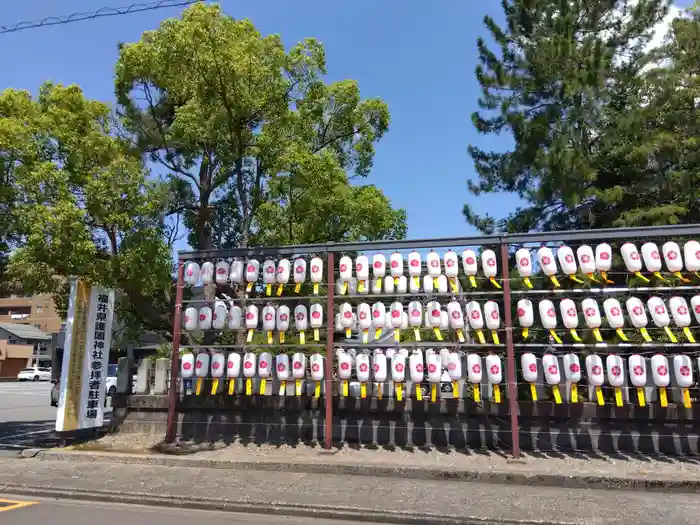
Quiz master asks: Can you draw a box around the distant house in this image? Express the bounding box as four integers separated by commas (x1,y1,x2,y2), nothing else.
0,322,52,377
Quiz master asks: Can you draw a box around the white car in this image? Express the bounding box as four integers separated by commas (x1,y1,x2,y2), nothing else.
18,367,52,382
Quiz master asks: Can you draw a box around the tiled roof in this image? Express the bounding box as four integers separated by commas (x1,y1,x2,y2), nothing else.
0,322,52,341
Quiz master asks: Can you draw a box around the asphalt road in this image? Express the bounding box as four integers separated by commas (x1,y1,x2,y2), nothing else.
0,498,381,525
0,382,111,454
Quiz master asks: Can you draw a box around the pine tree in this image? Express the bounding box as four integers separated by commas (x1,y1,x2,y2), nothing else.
466,0,673,232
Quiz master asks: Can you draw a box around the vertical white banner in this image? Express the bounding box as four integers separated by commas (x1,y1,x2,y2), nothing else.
56,279,115,432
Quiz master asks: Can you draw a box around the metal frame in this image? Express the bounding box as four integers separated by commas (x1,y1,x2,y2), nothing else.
165,223,700,458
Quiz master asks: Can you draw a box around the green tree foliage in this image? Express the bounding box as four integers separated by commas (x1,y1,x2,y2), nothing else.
465,0,683,233
115,3,404,250
3,83,174,338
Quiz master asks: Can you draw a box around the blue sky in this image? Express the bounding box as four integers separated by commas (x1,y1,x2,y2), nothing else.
0,0,693,243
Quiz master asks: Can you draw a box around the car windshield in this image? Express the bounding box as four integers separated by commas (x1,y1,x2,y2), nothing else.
107,364,118,377
21,368,36,372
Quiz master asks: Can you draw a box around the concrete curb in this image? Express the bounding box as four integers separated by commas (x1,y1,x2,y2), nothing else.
0,484,569,525
33,450,700,493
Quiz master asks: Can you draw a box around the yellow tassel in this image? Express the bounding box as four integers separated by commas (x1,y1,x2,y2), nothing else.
394,276,399,286
295,379,302,396
549,275,561,287
568,274,585,284
345,328,352,339
375,328,382,339
530,383,538,401
634,271,650,283
246,282,253,293
595,386,604,406
430,383,437,402
522,327,529,339
247,329,254,343
276,284,284,296
279,380,286,396
456,329,465,343
412,276,419,289
358,280,365,292
614,387,623,407
377,277,383,289
341,282,348,295
493,384,501,403
615,328,628,342
449,278,458,293
228,379,236,395
313,328,319,342
469,275,477,288
195,377,203,396
314,381,321,398
523,277,533,289
260,378,267,395
489,277,502,289
377,383,383,400
473,383,481,402
640,327,652,342
452,380,459,398
341,380,348,397
653,271,666,282
433,277,439,289
433,327,443,341
394,329,400,342
674,272,691,283
360,383,367,399
592,328,603,342
549,329,562,344
683,327,696,343
570,383,578,403
476,330,486,344
299,331,306,345
395,383,403,401
210,378,219,395
491,330,500,345
245,378,252,395
683,388,691,408
266,283,272,296
267,330,273,345
279,331,285,344
362,330,369,344
413,328,421,341
586,273,599,283
637,387,645,407
415,384,423,401
600,271,614,284
664,326,678,343
294,282,301,293
569,329,582,342
552,385,562,404
313,282,319,295
659,386,667,407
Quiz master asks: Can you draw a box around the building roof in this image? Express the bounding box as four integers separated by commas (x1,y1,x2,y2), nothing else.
0,323,52,341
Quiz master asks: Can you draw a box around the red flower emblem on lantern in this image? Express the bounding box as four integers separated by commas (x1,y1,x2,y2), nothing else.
548,365,558,375
490,311,498,320
293,361,302,370
184,316,190,324
547,308,555,318
634,365,644,376
591,365,601,375
633,306,643,316
428,364,437,374
415,364,424,373
356,263,363,272
339,264,347,272
312,311,320,319
585,308,595,317
411,309,419,317
246,312,254,320
247,264,255,273
373,363,380,372
472,364,481,374
520,257,529,267
565,254,574,264
448,363,456,371
391,310,400,318
340,362,349,371
678,306,689,316
611,366,621,377
680,365,690,376
312,363,320,373
651,250,660,260
227,361,234,369
446,259,454,267
431,259,439,268
295,265,304,274
199,313,207,321
542,256,551,265
631,251,640,261
277,266,284,274
410,259,419,267
567,308,576,317
373,310,381,318
451,311,461,320
359,363,368,373
343,311,352,319
280,314,288,322
600,252,610,260
431,309,440,318
260,361,268,369
296,313,305,321
265,313,273,321
581,254,591,264
394,363,404,373
696,251,700,261
183,362,192,370
517,308,526,317
668,251,678,260
277,363,286,372
657,365,668,376
466,256,475,265
244,361,252,369
311,265,320,273
611,307,620,316
212,361,220,370
266,265,274,273
359,311,367,320
391,260,398,268
487,258,496,267
217,267,226,275
570,364,580,373
655,305,665,315
528,363,537,373
490,365,499,375
471,311,481,320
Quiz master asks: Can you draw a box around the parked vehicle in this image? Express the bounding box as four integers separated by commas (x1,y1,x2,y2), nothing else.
17,367,52,382
50,364,128,407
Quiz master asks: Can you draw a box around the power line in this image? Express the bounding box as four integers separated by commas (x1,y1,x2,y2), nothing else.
0,0,203,35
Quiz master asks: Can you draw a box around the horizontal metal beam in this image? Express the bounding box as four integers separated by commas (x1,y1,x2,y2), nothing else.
178,223,700,261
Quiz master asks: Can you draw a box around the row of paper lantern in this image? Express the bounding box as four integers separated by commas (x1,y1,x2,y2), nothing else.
179,349,696,407
184,303,324,344
518,296,700,343
518,240,700,287
335,300,501,343
184,258,325,295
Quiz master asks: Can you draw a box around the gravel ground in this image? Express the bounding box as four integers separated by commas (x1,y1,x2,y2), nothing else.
68,432,700,483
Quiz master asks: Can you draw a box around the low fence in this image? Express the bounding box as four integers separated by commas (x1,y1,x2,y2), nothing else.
111,224,700,456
